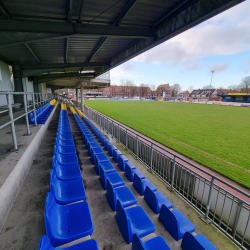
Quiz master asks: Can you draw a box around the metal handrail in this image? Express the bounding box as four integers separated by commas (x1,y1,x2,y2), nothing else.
84,105,250,201
0,91,56,150
83,104,250,250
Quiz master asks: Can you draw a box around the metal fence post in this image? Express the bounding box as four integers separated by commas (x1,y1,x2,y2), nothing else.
171,156,176,190
32,93,37,126
7,93,18,150
150,142,153,172
200,177,214,224
118,124,120,142
136,135,138,159
112,121,113,138
126,128,128,149
23,93,31,135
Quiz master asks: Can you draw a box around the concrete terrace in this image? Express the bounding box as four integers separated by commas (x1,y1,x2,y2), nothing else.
0,105,240,250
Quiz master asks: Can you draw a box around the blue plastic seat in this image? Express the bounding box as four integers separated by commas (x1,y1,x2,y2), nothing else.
99,162,116,175
54,144,76,155
118,155,128,171
94,154,109,175
132,234,171,250
133,173,157,196
85,139,95,149
116,200,155,244
91,147,104,165
108,145,117,157
54,152,78,165
44,192,94,247
105,141,112,151
56,138,75,147
88,142,100,156
57,134,73,140
53,161,82,181
102,137,108,147
181,232,217,250
125,163,145,182
50,170,86,205
99,170,125,190
159,205,195,241
144,186,173,214
113,149,122,163
106,179,137,211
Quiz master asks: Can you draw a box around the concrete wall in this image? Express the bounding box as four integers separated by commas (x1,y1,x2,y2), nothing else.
0,61,13,107
38,82,47,93
22,77,34,101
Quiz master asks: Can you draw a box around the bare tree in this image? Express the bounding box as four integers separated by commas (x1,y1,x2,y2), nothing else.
156,84,171,97
129,83,137,97
140,83,148,97
149,84,156,97
171,83,182,97
239,76,250,93
188,85,194,93
202,85,215,89
227,84,240,92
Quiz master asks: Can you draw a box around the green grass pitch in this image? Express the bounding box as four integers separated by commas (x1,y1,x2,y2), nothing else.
85,100,250,189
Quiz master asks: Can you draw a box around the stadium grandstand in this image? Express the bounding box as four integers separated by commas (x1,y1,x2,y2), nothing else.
0,1,249,250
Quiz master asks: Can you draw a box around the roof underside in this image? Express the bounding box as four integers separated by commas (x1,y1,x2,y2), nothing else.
0,0,245,88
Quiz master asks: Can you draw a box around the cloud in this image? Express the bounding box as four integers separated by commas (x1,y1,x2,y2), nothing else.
132,1,250,70
210,62,230,73
242,60,250,73
122,62,135,71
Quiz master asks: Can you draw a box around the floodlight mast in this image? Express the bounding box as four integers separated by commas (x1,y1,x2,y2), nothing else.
209,70,214,102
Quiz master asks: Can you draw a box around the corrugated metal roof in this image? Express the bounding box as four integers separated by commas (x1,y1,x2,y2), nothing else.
0,0,244,88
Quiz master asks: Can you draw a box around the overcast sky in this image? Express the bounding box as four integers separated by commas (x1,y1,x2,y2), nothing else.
110,0,250,91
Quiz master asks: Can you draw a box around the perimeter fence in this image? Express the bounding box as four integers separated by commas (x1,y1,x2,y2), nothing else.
84,104,250,250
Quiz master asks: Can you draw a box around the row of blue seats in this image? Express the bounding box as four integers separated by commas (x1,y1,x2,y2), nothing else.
38,107,99,250
79,113,217,250
73,113,172,249
29,100,56,125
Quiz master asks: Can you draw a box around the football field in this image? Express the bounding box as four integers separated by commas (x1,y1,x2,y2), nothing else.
85,100,250,189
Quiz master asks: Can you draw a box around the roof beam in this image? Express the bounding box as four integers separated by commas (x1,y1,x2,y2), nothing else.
78,0,85,23
86,0,137,62
25,43,42,64
67,0,73,19
65,37,69,63
36,72,94,79
100,0,245,77
21,62,109,70
0,1,11,19
22,68,62,78
0,20,155,37
113,0,137,26
35,72,94,84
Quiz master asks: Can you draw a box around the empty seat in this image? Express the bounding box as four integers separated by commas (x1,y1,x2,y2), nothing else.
159,205,195,241
181,232,217,250
53,152,78,166
91,147,104,165
94,154,110,175
116,200,155,244
133,173,157,196
99,162,116,175
125,163,145,182
99,169,125,190
56,138,75,147
50,170,86,205
113,149,122,163
88,142,100,156
54,144,76,155
38,235,99,250
132,234,171,250
53,161,82,181
44,192,94,247
118,155,128,171
105,140,112,151
102,137,108,147
144,186,173,214
108,144,117,157
106,179,137,211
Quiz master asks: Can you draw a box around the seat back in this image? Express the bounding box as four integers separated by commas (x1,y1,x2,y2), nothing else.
144,186,157,213
106,179,116,211
159,204,178,240
133,173,143,194
116,200,130,243
38,235,54,250
132,234,145,250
